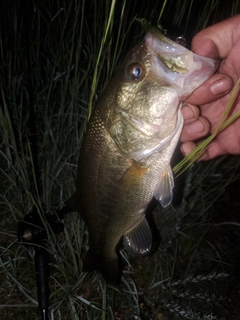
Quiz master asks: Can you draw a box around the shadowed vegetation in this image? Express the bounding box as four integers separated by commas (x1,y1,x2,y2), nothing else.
1,0,240,319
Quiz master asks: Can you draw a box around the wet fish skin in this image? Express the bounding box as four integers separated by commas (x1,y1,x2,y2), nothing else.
65,26,219,283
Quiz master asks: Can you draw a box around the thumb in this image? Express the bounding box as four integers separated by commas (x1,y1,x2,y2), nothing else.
191,14,240,59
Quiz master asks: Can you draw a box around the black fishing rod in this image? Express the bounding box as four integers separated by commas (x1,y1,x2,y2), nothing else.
17,2,77,317
17,2,51,318
18,208,51,320
18,206,70,320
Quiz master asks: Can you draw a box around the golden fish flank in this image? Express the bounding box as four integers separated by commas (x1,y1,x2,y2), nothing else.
65,25,219,282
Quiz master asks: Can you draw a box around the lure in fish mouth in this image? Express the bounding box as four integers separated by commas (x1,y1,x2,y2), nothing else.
65,24,219,283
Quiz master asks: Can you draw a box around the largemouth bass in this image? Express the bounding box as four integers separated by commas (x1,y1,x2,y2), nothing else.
65,25,219,283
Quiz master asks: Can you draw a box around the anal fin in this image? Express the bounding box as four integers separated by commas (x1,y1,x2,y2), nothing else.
123,217,152,255
154,165,174,208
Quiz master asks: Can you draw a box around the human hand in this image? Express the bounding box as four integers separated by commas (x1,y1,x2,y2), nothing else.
180,15,240,160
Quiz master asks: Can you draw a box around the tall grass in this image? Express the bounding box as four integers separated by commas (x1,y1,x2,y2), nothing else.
1,0,240,319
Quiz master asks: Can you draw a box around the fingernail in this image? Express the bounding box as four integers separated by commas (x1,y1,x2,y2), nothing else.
187,119,205,134
182,104,196,120
180,145,187,157
210,77,232,95
180,142,196,157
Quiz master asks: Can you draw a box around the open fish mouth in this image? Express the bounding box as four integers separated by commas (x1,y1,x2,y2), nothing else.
144,27,220,98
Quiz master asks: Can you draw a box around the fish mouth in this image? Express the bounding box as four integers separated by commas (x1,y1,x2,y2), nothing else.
144,28,220,98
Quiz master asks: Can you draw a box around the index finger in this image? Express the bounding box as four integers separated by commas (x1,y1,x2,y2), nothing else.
185,73,233,105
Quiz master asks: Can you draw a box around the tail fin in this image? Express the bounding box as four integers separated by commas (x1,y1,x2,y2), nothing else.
83,249,122,284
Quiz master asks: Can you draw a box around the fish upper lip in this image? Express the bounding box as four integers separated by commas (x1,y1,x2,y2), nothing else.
144,31,187,55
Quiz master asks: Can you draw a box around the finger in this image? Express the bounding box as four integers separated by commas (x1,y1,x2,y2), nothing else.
180,141,197,156
191,15,240,59
180,141,211,161
180,116,210,142
180,139,227,161
181,103,200,125
203,140,227,159
185,74,233,105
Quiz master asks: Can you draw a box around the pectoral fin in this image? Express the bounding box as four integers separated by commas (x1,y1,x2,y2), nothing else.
120,161,148,191
154,165,174,208
123,217,152,255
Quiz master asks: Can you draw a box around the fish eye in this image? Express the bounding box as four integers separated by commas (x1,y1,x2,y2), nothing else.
126,63,145,81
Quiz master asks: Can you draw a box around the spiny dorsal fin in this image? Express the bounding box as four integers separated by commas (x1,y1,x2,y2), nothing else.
123,217,152,255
